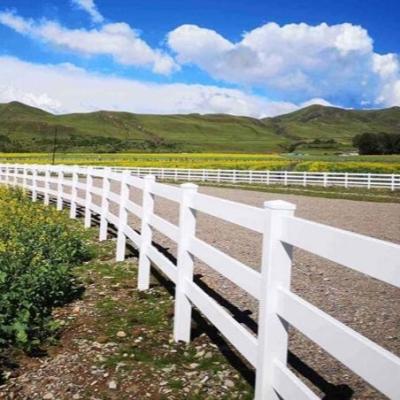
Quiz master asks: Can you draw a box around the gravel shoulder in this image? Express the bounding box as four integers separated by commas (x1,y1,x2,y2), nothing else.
118,184,400,399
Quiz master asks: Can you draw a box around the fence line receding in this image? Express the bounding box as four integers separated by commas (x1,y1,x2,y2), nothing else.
104,167,400,191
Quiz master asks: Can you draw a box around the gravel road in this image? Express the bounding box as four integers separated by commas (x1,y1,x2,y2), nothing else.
85,180,400,399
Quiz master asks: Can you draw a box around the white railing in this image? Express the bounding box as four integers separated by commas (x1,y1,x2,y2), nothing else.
1,163,399,400
103,167,400,191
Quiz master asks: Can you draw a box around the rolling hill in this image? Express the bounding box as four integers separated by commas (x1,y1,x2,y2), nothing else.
0,101,399,153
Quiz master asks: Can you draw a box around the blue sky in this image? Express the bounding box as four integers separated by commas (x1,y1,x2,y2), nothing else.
0,0,399,116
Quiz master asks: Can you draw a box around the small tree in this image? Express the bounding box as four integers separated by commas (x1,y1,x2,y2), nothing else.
353,133,380,154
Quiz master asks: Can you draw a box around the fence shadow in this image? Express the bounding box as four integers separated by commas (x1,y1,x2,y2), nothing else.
151,267,354,399
43,194,353,399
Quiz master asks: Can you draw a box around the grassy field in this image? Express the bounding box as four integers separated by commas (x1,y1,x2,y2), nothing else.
0,152,399,173
1,101,400,153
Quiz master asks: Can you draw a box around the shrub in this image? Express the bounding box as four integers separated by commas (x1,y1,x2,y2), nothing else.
0,188,91,350
353,132,400,155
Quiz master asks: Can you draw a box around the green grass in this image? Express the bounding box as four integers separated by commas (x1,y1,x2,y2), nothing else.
1,101,400,153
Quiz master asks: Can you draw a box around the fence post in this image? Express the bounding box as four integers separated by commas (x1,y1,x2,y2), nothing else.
57,167,64,210
137,175,156,290
391,174,395,191
99,167,112,241
9,165,13,187
344,172,349,189
84,167,94,228
173,183,198,343
70,166,79,219
5,165,10,187
255,200,296,400
284,170,288,186
22,166,28,192
13,164,18,187
116,171,131,261
303,172,307,187
266,170,270,185
7,165,10,186
44,165,50,205
31,168,38,202
367,173,371,190
323,172,328,188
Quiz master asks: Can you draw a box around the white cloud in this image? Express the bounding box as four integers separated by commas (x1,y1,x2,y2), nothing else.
372,53,399,78
0,56,307,117
300,98,335,108
0,10,177,75
0,10,32,33
168,22,400,107
71,0,104,23
2,4,399,110
371,54,400,106
0,85,62,114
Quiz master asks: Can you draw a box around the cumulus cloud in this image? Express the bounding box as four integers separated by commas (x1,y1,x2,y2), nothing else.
0,10,177,75
71,0,104,23
0,56,307,117
168,22,400,107
2,3,399,110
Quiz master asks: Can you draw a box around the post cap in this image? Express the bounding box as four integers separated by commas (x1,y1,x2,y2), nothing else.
264,200,296,211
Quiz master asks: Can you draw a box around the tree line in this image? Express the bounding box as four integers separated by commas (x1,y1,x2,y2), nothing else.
352,132,400,155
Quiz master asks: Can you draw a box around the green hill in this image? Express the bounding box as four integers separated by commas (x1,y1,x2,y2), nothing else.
0,101,399,153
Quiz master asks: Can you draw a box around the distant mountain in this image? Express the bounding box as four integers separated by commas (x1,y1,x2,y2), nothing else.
0,101,399,153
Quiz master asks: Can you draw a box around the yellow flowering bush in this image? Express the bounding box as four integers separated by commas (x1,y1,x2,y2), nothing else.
0,152,399,172
0,188,91,350
294,161,400,174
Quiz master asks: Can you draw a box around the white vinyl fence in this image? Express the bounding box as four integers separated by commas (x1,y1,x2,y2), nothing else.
106,167,400,191
1,163,399,400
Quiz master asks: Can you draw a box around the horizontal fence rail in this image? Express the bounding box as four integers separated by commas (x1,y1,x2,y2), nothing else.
103,167,400,191
1,163,399,400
